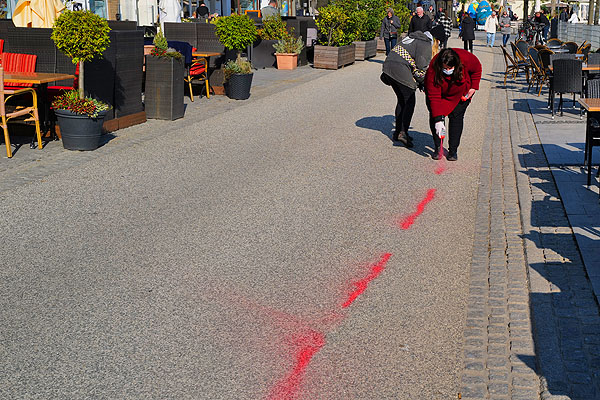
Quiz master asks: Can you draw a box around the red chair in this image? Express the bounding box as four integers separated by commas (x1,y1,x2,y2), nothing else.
186,55,210,100
2,52,37,88
0,39,4,55
47,63,79,101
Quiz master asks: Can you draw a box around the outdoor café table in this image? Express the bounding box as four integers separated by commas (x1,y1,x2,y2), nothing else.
553,48,570,53
4,72,76,148
578,97,600,188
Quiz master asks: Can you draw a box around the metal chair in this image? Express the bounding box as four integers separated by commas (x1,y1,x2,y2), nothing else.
561,41,579,54
578,43,591,63
546,38,562,48
528,47,546,95
516,40,530,62
0,67,42,158
501,45,529,85
551,58,582,117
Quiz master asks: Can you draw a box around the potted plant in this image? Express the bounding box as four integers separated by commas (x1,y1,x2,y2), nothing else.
253,15,288,68
314,4,355,69
51,10,111,151
273,33,305,70
144,28,185,120
215,14,258,100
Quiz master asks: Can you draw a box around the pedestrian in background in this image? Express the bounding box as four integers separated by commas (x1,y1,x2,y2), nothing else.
381,8,402,55
436,10,452,49
484,11,499,47
381,30,441,146
499,9,511,46
459,13,475,52
409,6,433,33
424,48,482,160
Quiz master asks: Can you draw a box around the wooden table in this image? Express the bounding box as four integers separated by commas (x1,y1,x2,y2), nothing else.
578,98,600,188
192,51,223,58
4,72,76,147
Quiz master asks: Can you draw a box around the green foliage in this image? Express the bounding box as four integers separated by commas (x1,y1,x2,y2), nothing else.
223,58,252,81
153,27,168,50
315,4,350,46
259,15,289,40
390,1,411,34
215,14,258,57
359,0,386,40
51,89,110,118
51,11,111,64
273,35,305,54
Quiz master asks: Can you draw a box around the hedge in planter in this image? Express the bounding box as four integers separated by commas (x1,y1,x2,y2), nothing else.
215,14,257,100
313,5,355,69
51,11,111,151
144,29,185,120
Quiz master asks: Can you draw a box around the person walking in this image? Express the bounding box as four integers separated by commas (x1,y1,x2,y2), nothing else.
425,4,435,21
424,48,482,160
568,9,579,23
380,8,402,55
484,11,499,47
381,31,439,146
459,13,475,52
436,10,452,49
409,6,433,33
499,9,511,46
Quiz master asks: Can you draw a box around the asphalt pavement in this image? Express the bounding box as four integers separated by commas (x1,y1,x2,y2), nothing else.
1,39,492,399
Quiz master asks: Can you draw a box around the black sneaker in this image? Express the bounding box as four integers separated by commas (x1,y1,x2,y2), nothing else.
397,132,414,148
447,151,458,161
432,149,442,160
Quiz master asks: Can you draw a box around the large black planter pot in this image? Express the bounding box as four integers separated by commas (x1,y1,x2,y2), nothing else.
251,39,277,69
145,56,185,120
225,73,253,100
55,109,108,151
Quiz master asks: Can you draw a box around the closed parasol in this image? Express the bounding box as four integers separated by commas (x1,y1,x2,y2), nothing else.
12,0,66,28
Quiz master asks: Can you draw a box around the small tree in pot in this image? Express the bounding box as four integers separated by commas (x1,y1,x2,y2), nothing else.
51,11,111,151
273,32,305,70
215,14,257,100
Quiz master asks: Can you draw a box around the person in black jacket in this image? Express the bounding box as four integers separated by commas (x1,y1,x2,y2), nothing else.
459,14,475,52
195,1,209,18
408,6,432,33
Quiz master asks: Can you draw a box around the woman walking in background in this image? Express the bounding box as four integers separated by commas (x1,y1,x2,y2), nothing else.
499,9,511,46
380,8,402,55
484,11,499,47
425,48,482,161
459,13,475,52
380,26,445,146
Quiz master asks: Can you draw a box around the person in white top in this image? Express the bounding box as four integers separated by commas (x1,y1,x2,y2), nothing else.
568,10,579,23
484,11,499,47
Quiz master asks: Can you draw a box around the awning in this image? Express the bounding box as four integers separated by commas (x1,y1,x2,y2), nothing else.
12,0,66,28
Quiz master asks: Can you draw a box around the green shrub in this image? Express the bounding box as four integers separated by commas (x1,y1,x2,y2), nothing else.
215,14,258,61
150,28,183,60
223,58,252,81
273,35,304,54
51,10,111,100
315,4,350,46
390,1,411,34
259,15,289,40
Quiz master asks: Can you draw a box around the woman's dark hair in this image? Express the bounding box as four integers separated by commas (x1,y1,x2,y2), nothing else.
432,48,464,87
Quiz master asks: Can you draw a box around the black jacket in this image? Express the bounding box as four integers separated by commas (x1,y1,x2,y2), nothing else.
380,15,402,39
408,14,432,33
460,15,475,40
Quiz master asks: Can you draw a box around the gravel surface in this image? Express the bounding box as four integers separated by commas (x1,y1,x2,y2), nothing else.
0,42,492,399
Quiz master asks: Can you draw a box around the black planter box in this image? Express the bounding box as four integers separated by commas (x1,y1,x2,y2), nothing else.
251,39,277,69
145,56,185,120
225,73,253,100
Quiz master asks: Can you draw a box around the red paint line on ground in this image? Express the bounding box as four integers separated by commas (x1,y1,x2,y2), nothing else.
434,163,447,175
342,253,392,308
399,189,437,230
267,330,326,400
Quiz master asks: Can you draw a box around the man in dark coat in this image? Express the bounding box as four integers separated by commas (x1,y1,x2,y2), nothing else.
408,6,433,33
459,14,475,52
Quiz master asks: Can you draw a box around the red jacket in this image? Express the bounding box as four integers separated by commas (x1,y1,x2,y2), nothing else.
425,49,482,119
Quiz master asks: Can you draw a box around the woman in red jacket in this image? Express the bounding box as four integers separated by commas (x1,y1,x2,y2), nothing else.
424,48,482,161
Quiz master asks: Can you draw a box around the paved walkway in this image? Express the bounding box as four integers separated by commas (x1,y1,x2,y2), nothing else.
460,38,600,400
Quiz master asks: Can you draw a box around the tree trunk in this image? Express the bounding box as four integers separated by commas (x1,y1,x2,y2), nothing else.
524,0,529,20
78,60,84,100
589,0,596,25
595,0,600,24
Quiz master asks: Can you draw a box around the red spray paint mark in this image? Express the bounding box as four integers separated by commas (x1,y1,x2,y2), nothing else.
435,162,447,175
267,330,326,400
342,253,392,308
399,189,437,230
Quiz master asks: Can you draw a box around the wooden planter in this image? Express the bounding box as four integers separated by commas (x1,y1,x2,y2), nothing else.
354,40,377,61
275,53,298,70
313,44,355,70
144,56,185,120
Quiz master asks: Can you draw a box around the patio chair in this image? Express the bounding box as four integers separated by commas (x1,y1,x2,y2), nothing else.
1,52,37,87
586,78,600,98
550,53,577,68
578,43,591,62
547,38,562,48
0,66,42,158
583,107,600,187
588,53,600,65
561,41,578,54
516,40,530,62
551,58,582,117
577,40,588,53
167,40,211,101
501,45,529,85
528,47,546,96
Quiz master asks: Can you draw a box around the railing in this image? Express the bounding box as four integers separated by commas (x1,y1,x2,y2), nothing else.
557,20,600,49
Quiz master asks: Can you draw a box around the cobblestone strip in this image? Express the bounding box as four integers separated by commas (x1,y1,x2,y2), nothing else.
506,75,600,398
460,51,540,400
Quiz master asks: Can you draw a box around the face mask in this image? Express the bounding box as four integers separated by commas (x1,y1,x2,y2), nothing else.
443,68,454,76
